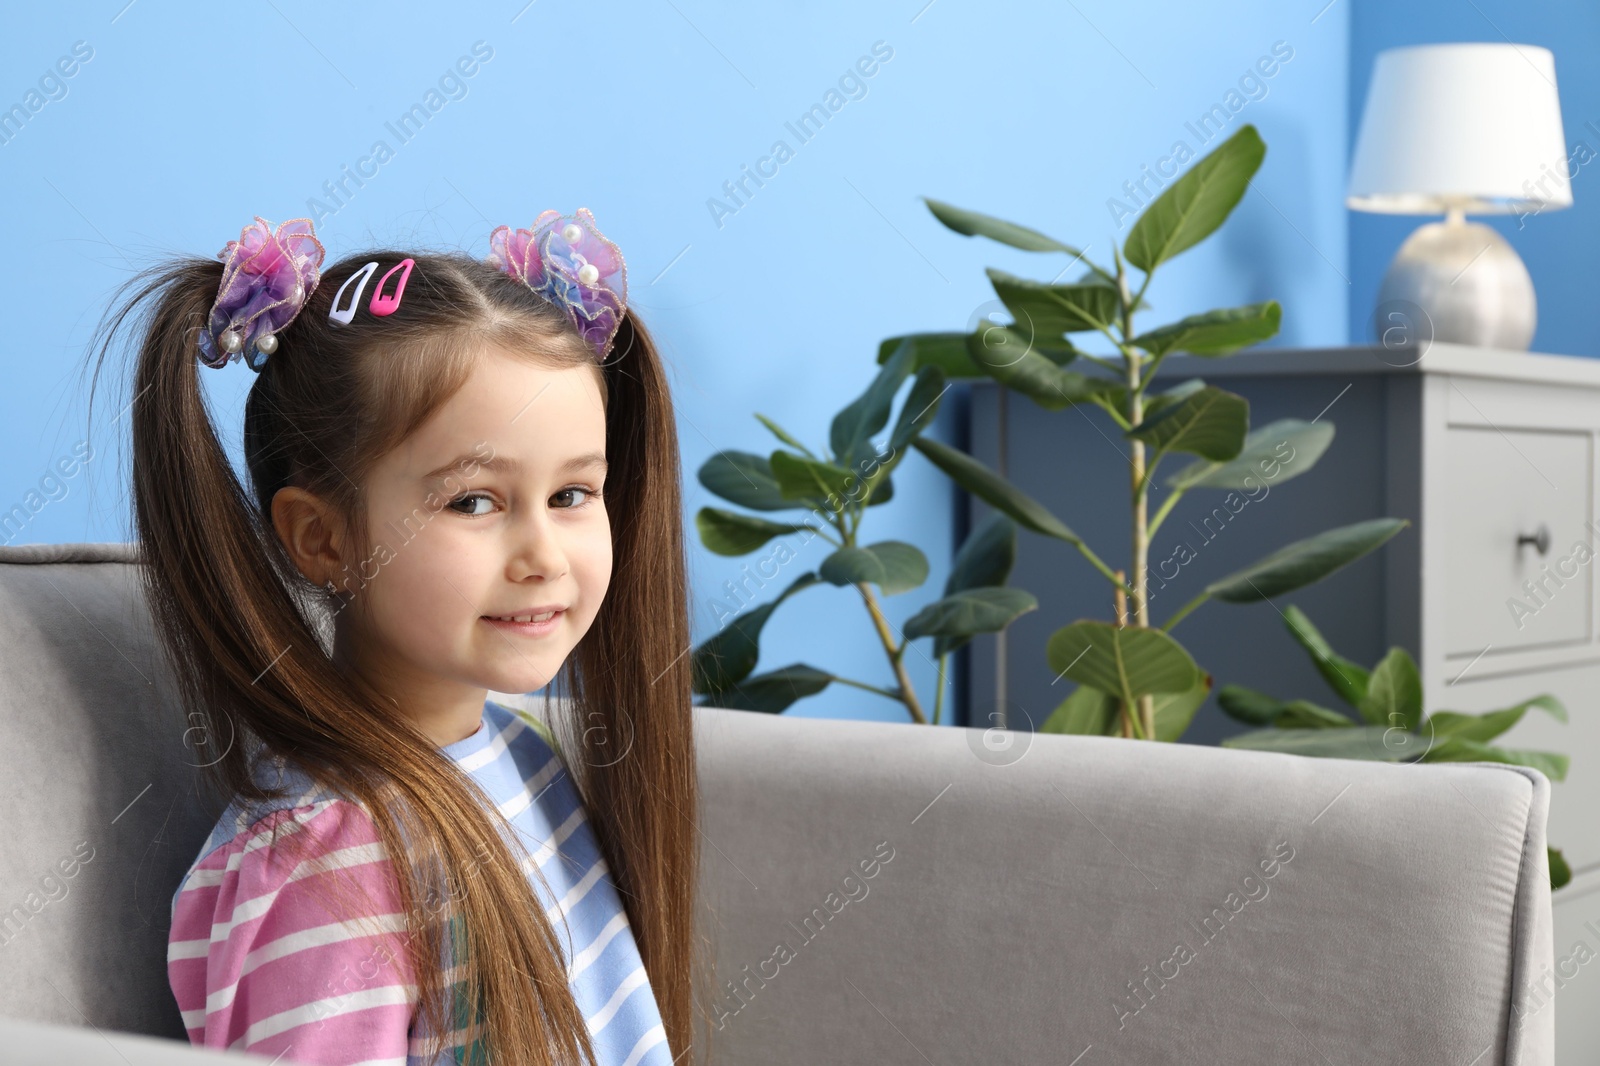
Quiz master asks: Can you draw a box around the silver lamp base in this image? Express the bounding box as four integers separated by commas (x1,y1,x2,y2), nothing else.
1376,212,1536,350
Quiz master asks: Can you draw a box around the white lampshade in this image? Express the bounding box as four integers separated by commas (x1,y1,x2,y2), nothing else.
1348,43,1572,215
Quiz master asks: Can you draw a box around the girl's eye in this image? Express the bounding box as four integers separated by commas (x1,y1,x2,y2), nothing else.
448,492,496,517
552,486,601,509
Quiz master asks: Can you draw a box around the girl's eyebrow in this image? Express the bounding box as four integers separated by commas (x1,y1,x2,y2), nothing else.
421,451,607,482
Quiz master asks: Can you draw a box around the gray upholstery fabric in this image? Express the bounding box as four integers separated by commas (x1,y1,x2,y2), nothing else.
678,707,1556,1065
0,543,1556,1063
0,541,218,1040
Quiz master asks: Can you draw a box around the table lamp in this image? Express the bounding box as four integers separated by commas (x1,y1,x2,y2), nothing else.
1347,42,1571,350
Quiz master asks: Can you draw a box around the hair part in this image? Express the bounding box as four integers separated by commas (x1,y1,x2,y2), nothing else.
83,246,714,1064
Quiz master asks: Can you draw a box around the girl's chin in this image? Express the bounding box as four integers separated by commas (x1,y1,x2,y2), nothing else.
481,656,565,694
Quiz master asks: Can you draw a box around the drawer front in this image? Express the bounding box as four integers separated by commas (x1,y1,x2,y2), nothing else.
1439,425,1594,657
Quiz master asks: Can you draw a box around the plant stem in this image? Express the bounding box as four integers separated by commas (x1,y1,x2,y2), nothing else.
1161,591,1209,632
1125,703,1149,739
1135,449,1164,498
1138,347,1176,391
1117,253,1156,741
1073,539,1138,599
933,652,948,726
1129,269,1155,323
829,674,906,702
1113,569,1134,738
805,522,844,548
817,484,853,548
856,582,927,724
1089,394,1132,431
1147,486,1185,539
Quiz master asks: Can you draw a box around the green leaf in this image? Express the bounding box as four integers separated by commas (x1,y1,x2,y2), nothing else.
1275,700,1358,729
1421,737,1570,782
887,365,947,454
707,663,834,714
1045,621,1200,708
1429,696,1568,743
966,330,1121,410
1221,726,1406,761
1280,604,1369,708
698,450,791,511
987,268,1119,335
819,541,930,595
1127,385,1249,461
1168,419,1336,491
857,366,948,506
903,587,1038,643
1205,518,1409,603
1131,302,1282,357
935,513,1021,656
1125,124,1266,273
1217,684,1287,726
832,341,915,472
1356,648,1423,731
769,451,856,506
1551,847,1572,890
922,197,1087,256
877,332,987,378
1153,672,1214,741
1041,684,1119,736
912,436,1085,546
695,507,817,557
1217,689,1354,730
945,512,1019,595
753,413,814,457
690,572,822,695
969,321,1081,367
1142,378,1207,420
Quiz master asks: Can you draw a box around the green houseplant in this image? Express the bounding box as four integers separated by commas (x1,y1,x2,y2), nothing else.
1218,605,1572,889
883,122,1408,741
686,358,1038,723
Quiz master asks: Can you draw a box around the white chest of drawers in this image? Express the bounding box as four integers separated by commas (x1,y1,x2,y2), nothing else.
969,343,1600,1050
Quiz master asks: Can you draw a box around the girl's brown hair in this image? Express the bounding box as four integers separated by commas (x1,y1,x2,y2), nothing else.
84,245,709,1064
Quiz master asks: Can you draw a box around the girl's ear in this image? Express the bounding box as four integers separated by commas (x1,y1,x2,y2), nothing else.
270,485,350,586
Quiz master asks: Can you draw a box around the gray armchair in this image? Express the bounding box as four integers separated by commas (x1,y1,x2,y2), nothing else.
0,542,1556,1063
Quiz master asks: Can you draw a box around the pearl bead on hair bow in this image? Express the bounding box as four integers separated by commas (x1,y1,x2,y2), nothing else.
486,208,629,363
198,217,326,373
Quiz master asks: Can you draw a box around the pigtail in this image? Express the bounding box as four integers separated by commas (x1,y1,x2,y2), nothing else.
124,261,325,788
97,259,451,1056
567,309,710,1059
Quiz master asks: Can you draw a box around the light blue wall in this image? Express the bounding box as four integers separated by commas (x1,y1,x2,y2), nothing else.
1349,0,1600,354
1,1,1352,723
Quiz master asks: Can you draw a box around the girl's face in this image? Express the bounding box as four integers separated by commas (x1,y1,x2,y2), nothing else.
338,344,612,714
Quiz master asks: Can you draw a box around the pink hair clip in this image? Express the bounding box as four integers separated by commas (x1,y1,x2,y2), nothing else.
198,217,325,372
487,208,629,362
369,258,414,317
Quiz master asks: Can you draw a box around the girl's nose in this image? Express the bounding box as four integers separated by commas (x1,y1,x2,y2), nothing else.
506,510,569,582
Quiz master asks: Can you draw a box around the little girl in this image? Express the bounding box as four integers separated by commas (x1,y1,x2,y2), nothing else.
88,211,703,1065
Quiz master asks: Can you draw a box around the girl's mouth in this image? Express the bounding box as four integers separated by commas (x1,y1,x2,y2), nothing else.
482,610,564,636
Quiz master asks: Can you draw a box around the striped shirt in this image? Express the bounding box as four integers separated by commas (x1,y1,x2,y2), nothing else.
167,698,672,1066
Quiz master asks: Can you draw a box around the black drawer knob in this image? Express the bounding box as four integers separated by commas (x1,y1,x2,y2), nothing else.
1517,524,1552,556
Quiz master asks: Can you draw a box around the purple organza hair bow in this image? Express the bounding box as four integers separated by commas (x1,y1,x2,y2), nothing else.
487,208,629,362
197,217,326,372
